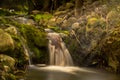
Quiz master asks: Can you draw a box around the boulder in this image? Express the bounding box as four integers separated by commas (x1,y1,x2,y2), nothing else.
0,29,14,52
106,10,120,29
5,26,17,35
71,22,80,30
0,54,15,69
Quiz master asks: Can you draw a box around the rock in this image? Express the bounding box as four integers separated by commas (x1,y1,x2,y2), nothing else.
31,10,41,15
56,18,63,24
26,19,36,26
68,17,77,24
65,3,74,9
106,10,120,29
94,5,108,17
45,28,54,33
15,17,36,25
5,26,17,35
59,33,68,38
61,20,70,29
54,10,69,16
48,17,57,26
0,54,15,69
0,29,14,52
71,22,80,30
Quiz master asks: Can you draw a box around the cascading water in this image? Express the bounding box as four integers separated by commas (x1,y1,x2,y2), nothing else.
46,30,73,66
26,28,120,80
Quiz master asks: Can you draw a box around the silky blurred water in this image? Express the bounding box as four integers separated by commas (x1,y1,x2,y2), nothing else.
26,65,120,80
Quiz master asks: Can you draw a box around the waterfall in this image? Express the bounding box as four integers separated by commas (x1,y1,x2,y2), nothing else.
45,29,73,66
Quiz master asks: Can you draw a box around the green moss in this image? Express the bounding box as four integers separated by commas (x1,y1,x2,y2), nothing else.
32,13,52,22
18,24,47,47
0,29,14,52
16,24,48,64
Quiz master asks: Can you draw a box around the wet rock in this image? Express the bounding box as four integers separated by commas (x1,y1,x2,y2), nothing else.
0,29,14,52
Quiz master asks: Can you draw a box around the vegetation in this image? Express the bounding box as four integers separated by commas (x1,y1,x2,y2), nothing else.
0,0,120,79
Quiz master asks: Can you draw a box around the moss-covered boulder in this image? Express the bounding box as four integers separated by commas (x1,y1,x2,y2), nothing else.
5,26,18,35
106,9,120,29
0,54,15,69
17,24,48,64
0,54,16,80
0,29,14,52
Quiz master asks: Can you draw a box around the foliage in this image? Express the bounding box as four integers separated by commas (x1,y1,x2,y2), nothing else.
0,9,14,16
97,27,120,72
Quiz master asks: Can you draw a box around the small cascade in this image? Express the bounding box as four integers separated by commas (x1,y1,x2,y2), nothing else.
45,29,73,66
20,37,32,65
17,27,32,65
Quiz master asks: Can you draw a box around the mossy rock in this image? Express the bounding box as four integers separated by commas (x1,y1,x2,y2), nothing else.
0,29,14,52
32,13,52,22
0,54,15,69
106,10,120,28
87,17,106,28
17,24,48,64
87,17,98,26
5,26,17,35
18,24,47,47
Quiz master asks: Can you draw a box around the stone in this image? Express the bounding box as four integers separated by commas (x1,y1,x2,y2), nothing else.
5,26,17,35
56,18,63,24
48,17,57,26
54,10,68,16
61,20,70,29
106,10,120,29
65,3,74,9
0,54,15,69
67,17,77,24
71,22,80,30
0,29,14,52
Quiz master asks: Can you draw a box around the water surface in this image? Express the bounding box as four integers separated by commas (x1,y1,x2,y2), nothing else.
26,65,120,80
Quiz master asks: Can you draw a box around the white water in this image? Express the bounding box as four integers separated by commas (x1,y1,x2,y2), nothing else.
27,65,120,80
47,31,73,66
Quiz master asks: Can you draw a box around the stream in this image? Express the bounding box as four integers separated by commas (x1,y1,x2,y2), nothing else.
25,29,120,80
26,65,120,80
